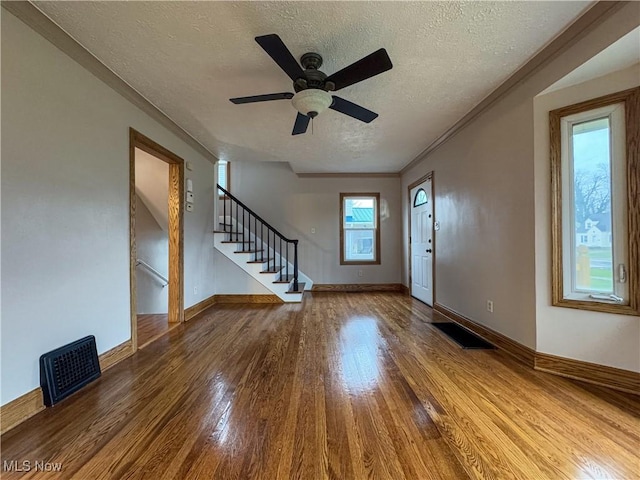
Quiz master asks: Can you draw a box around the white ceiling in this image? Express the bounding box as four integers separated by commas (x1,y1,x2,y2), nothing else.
542,27,640,94
35,1,592,173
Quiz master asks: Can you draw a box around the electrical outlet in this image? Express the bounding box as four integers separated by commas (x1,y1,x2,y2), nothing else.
311,227,316,234
194,286,198,296
358,270,363,277
486,300,493,313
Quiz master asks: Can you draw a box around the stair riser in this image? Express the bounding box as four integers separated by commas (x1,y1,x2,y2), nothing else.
217,216,313,293
214,234,302,302
219,217,296,271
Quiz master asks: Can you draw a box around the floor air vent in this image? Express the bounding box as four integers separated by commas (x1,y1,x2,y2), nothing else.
40,335,101,406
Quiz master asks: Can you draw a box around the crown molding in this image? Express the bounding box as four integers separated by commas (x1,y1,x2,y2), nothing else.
4,1,626,175
400,1,627,175
2,0,218,164
297,172,400,178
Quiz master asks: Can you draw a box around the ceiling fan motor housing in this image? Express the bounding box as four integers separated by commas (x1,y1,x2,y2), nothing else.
294,53,333,92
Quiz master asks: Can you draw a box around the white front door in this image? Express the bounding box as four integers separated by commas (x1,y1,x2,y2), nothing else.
410,179,433,306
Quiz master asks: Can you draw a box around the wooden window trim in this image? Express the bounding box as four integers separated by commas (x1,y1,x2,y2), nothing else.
550,87,639,316
340,192,381,266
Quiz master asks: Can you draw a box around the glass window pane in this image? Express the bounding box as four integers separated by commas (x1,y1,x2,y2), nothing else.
571,117,613,293
344,198,375,228
344,229,375,261
218,161,228,196
413,189,428,207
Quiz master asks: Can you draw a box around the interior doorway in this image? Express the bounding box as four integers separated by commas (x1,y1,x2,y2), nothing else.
129,128,184,350
409,173,434,306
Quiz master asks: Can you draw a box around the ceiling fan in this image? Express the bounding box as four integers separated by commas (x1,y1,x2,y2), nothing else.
230,34,393,135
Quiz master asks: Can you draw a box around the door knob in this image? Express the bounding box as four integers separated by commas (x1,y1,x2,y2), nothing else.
426,249,432,253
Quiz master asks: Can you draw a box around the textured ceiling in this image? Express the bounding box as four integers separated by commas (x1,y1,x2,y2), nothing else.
35,1,592,173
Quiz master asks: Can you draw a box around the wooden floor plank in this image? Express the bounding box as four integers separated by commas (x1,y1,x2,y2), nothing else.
136,313,169,348
1,293,638,480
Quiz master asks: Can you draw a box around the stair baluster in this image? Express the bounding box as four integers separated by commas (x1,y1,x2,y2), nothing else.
217,184,300,294
286,243,289,281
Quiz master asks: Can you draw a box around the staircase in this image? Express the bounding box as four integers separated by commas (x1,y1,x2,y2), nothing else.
214,185,311,303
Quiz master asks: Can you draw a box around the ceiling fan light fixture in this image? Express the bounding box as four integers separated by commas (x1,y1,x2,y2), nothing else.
291,89,332,118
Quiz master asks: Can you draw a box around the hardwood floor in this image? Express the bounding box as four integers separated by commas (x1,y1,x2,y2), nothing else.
136,313,170,348
1,293,638,479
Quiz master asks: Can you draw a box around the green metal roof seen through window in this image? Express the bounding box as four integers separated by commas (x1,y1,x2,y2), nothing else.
345,207,374,223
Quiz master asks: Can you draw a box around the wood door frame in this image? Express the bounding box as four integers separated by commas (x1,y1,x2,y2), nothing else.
129,128,184,351
407,172,435,306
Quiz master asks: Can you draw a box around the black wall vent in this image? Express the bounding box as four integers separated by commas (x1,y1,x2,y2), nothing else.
40,335,101,407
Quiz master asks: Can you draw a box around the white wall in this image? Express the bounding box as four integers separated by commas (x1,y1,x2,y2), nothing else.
1,11,216,405
213,252,272,295
402,88,538,348
534,64,640,372
135,148,169,232
135,195,169,314
229,161,402,285
401,2,639,354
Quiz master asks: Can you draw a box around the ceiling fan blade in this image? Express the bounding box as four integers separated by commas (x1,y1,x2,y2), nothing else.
330,96,378,123
230,92,294,104
255,34,305,82
292,113,310,135
325,48,392,91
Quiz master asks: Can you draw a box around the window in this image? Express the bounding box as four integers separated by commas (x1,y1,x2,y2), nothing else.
340,193,381,265
550,87,639,315
413,188,428,207
217,161,230,197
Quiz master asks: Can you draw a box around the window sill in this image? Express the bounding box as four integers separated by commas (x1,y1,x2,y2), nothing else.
552,298,639,316
340,260,381,266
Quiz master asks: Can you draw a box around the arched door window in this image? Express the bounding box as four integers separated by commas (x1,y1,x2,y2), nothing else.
413,188,428,207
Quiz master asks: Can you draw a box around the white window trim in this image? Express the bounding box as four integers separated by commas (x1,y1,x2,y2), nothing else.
340,193,381,265
217,160,230,198
560,103,628,303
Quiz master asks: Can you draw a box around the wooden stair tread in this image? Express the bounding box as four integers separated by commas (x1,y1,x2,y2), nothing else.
286,283,305,294
216,218,302,300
